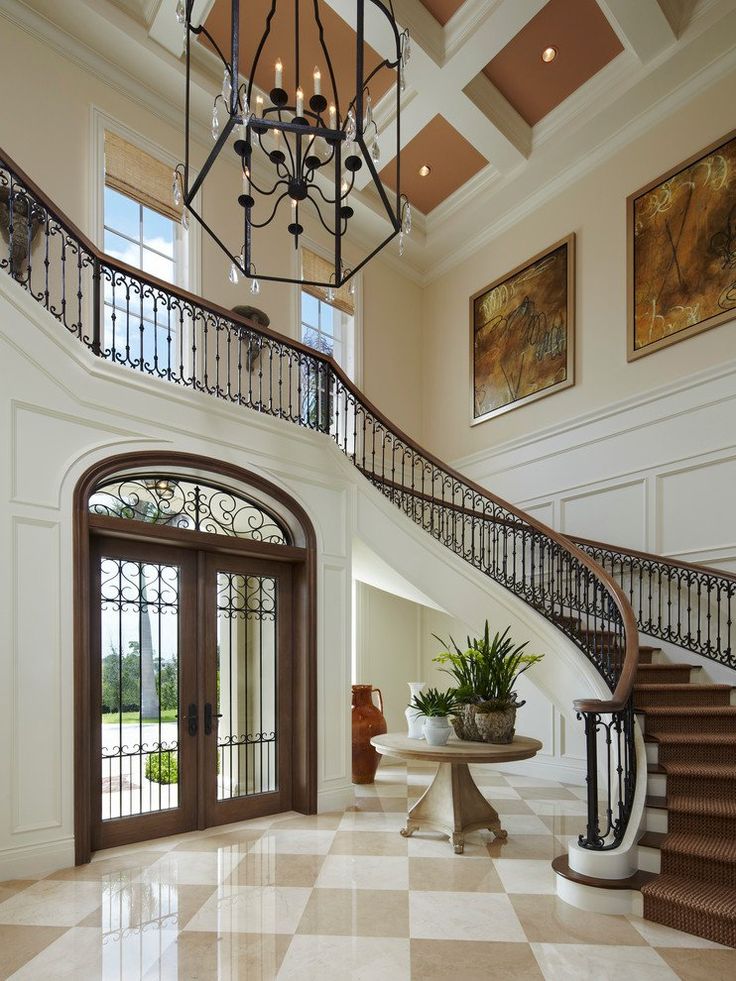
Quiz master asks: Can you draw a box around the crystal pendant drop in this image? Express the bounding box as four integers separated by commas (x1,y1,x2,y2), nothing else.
371,139,381,164
399,231,405,257
175,0,185,24
349,280,355,296
326,286,335,302
250,277,260,295
365,95,373,130
400,65,406,93
212,103,220,141
345,108,356,142
222,68,232,104
228,262,239,285
181,209,189,231
172,174,182,207
404,32,411,64
403,202,412,234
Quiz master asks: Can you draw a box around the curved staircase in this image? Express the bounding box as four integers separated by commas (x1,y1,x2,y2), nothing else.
636,644,736,947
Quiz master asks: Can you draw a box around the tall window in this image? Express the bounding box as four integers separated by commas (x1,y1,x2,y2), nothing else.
102,131,187,370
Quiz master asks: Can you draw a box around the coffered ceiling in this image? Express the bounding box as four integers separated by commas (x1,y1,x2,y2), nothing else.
3,0,734,283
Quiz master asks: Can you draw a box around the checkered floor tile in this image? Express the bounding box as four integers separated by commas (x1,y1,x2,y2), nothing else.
1,763,733,979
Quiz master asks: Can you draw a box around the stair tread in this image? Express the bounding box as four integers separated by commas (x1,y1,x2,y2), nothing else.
648,764,666,774
641,874,736,920
646,795,668,809
634,683,733,691
668,796,736,817
639,706,736,715
639,831,666,849
637,664,702,671
661,831,736,863
646,732,736,744
662,762,736,778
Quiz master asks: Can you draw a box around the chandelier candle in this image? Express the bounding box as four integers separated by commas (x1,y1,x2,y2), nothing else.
176,0,412,288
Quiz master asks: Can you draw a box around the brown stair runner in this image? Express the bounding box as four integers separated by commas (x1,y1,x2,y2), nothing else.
633,645,736,947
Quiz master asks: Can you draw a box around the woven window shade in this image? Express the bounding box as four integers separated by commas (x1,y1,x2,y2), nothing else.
301,247,354,317
104,131,181,222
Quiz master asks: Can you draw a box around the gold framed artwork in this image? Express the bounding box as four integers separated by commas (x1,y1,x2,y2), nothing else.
628,129,736,360
470,234,575,425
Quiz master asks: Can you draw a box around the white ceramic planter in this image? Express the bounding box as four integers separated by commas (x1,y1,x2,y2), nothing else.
423,715,451,746
405,681,426,738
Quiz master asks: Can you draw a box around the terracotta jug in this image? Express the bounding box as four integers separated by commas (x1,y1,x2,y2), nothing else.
351,684,387,784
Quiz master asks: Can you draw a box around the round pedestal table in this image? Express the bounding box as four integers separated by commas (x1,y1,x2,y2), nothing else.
371,732,542,854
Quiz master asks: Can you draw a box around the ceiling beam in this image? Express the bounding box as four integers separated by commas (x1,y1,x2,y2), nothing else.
598,0,677,62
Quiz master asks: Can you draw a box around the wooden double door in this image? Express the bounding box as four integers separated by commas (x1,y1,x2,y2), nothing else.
90,535,293,851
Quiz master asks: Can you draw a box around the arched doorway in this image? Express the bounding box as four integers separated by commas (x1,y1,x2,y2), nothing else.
73,452,317,864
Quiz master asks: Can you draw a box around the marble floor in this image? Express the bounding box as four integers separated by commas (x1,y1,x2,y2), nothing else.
1,762,734,980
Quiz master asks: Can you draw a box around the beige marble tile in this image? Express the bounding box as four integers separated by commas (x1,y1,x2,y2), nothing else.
486,835,561,860
277,934,411,980
491,798,536,815
516,786,579,800
269,811,344,831
144,930,291,980
512,895,648,945
406,832,491,858
10,925,179,980
500,815,555,836
409,856,504,892
0,879,103,927
410,939,544,980
338,811,407,832
76,882,216,930
139,849,245,887
410,890,526,942
171,828,264,852
527,799,588,816
224,851,325,887
315,854,409,890
296,887,409,937
0,880,36,906
347,796,409,812
45,849,163,880
183,884,311,934
656,947,736,979
493,859,559,895
538,814,587,836
329,830,408,856
354,782,408,798
530,942,679,980
250,829,336,855
0,924,68,978
628,915,730,948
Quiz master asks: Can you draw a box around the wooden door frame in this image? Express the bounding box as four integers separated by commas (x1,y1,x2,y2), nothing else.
74,451,318,865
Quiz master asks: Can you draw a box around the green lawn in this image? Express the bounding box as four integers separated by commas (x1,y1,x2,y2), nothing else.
101,709,178,725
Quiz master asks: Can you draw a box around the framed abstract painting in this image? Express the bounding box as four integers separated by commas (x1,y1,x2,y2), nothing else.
628,130,736,360
470,234,575,425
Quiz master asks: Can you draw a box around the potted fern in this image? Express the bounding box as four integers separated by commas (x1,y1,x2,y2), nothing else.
410,687,460,746
433,623,544,744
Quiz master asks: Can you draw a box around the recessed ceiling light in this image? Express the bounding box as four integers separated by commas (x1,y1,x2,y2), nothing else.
418,164,432,177
541,45,558,63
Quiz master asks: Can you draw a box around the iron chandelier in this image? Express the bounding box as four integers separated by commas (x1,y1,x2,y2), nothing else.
173,0,411,295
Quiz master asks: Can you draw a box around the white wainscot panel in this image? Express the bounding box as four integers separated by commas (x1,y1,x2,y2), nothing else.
523,501,554,527
658,456,736,555
12,403,139,508
561,480,646,550
12,517,61,833
292,480,347,558
319,563,350,785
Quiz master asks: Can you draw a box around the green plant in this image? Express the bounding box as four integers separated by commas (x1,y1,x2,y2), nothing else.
145,750,178,784
410,687,460,718
433,623,544,708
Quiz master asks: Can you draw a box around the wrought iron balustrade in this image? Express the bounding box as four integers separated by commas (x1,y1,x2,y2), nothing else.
0,147,640,851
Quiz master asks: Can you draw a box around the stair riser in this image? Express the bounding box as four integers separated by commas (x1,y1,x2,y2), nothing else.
661,852,736,889
669,812,736,838
647,773,667,797
658,745,731,766
636,669,692,684
638,844,662,874
668,776,736,798
643,717,736,736
643,898,736,948
635,690,732,708
645,806,668,834
645,743,659,766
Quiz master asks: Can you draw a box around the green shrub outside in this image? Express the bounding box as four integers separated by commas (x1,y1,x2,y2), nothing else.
145,750,178,784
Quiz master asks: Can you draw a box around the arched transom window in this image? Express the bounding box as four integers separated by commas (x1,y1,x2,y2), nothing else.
88,473,289,544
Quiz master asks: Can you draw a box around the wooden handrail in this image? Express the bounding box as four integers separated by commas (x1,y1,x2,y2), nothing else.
0,145,640,716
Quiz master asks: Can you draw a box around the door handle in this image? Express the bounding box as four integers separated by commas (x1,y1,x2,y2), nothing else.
184,703,198,737
204,702,222,735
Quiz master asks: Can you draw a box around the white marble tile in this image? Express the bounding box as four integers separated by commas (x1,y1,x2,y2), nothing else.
627,915,729,948
499,814,553,835
183,884,311,934
493,859,558,894
250,829,336,855
531,943,679,980
410,890,526,942
315,855,409,890
526,799,588,816
139,849,245,886
406,834,490,858
277,934,411,980
0,880,103,926
338,811,407,832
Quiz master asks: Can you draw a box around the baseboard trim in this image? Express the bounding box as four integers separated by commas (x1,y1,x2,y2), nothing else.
0,836,75,879
489,757,586,786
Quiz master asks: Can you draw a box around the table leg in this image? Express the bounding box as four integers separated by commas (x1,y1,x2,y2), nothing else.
402,761,507,852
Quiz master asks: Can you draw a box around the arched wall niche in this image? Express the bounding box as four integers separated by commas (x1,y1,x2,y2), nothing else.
73,450,318,864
